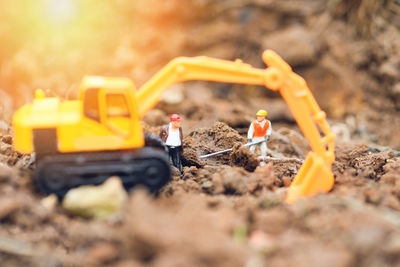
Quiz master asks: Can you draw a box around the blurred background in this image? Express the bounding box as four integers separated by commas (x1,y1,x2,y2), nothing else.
0,0,399,149
1,2,400,266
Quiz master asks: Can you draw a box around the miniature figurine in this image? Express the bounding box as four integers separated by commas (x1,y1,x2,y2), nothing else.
247,109,271,165
160,114,183,177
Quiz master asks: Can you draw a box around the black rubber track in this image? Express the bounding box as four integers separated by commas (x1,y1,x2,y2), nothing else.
34,147,171,199
144,133,169,154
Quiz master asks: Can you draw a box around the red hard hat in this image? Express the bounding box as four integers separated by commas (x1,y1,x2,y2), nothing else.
170,114,181,121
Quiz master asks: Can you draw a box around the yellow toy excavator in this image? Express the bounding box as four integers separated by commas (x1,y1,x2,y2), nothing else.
13,50,335,203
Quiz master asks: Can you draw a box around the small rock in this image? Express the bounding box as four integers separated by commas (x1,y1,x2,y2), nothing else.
201,181,213,193
40,194,59,211
62,177,128,219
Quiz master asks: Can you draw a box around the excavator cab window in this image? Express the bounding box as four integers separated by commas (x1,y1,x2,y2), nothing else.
106,94,130,118
104,93,132,138
83,88,100,122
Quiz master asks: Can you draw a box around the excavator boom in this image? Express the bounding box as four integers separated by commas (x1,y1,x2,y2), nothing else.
137,57,271,117
137,50,335,203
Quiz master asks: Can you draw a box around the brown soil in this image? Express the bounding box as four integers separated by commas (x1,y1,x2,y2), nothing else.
1,1,400,266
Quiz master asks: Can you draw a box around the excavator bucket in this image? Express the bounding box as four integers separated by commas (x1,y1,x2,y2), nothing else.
262,50,336,204
285,152,334,204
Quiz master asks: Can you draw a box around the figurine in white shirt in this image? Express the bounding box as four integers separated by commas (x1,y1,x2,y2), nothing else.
160,114,183,176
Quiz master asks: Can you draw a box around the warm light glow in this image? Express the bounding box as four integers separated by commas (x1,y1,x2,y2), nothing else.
45,0,77,24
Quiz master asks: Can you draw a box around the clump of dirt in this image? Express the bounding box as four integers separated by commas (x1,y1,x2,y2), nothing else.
350,152,389,180
332,142,400,211
229,143,259,172
182,121,245,167
170,163,281,197
0,135,19,166
181,139,203,168
211,164,281,196
267,159,303,183
212,167,256,195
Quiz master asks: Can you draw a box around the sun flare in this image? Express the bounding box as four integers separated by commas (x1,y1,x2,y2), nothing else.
44,0,77,24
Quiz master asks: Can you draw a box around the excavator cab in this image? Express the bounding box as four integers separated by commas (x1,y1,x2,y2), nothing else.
13,76,171,198
79,76,141,143
105,93,132,137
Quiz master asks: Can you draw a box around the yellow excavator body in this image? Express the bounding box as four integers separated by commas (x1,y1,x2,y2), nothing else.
13,76,145,154
13,50,335,203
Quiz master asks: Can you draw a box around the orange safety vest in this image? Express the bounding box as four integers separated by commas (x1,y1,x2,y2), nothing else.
252,120,269,137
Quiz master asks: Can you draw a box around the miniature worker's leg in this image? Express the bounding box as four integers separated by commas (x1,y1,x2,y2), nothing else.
260,141,268,157
169,146,183,174
171,149,179,170
167,146,174,164
176,146,183,174
250,137,264,155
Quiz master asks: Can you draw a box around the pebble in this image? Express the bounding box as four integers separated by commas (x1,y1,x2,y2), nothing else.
62,177,128,219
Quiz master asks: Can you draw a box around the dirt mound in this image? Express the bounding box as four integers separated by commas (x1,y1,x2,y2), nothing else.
230,143,260,172
211,164,280,196
182,121,245,167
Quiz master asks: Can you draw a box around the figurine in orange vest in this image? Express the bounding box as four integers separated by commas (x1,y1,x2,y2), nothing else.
247,109,271,164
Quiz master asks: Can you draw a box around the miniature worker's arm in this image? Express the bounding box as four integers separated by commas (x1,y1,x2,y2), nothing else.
159,125,168,143
247,123,254,143
266,120,272,141
179,128,183,150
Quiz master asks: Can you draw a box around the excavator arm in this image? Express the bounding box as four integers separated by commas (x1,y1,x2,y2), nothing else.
137,50,335,203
